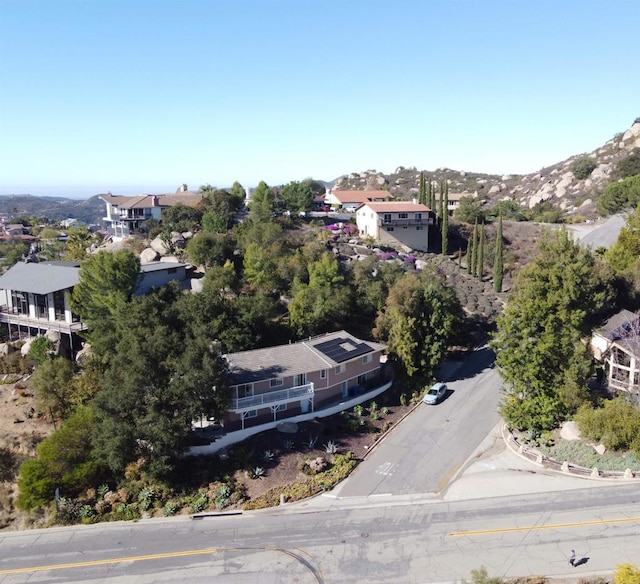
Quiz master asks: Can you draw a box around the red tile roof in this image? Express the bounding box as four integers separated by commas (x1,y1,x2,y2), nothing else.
331,190,389,204
360,201,432,213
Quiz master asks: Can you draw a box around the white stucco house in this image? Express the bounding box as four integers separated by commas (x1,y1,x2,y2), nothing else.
100,192,202,241
355,200,434,252
324,189,389,212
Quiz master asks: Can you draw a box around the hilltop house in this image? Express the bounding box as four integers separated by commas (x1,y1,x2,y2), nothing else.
591,309,640,396
223,331,388,431
100,191,202,241
324,189,389,212
355,200,434,252
0,260,190,352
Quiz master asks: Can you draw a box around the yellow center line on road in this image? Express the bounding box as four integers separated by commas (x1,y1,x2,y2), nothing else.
449,515,640,537
0,547,220,575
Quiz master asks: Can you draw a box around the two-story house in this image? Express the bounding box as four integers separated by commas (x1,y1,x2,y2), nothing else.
224,331,388,431
100,192,203,240
355,200,434,252
325,189,389,212
591,309,640,396
0,259,191,354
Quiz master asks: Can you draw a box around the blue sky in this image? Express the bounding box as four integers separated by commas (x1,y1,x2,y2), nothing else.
0,0,638,198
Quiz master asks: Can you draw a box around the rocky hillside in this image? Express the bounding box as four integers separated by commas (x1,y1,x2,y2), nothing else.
335,118,640,219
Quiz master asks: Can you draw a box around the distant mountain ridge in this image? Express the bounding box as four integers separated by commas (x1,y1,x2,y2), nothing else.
3,119,639,224
0,194,105,225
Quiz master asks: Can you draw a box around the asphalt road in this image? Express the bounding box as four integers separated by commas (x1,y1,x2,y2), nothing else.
333,346,500,498
2,347,637,582
1,486,639,583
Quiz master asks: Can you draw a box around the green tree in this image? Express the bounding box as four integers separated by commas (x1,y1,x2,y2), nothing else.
249,181,275,222
605,204,640,272
438,181,444,218
492,229,614,431
161,203,202,233
229,180,246,205
92,284,229,480
17,406,105,511
30,357,75,424
374,268,463,378
288,253,350,337
71,249,140,359
279,181,314,214
468,220,477,276
64,227,95,261
477,222,484,279
441,182,449,255
455,196,486,224
615,150,640,180
418,172,426,206
570,156,597,180
597,175,640,216
186,232,232,269
494,213,504,292
28,335,54,365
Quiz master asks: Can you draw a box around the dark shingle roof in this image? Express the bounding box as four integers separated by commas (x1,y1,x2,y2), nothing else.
597,309,639,341
226,331,386,385
0,261,80,295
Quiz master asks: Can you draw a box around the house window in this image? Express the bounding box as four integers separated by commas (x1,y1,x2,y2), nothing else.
294,373,307,386
274,403,288,412
34,294,48,319
335,364,345,375
362,354,372,364
270,378,284,387
341,381,348,398
414,213,422,221
53,290,66,321
398,213,408,219
416,225,424,231
244,410,257,419
383,213,392,223
402,226,408,229
320,369,327,379
358,374,366,386
237,384,253,398
386,226,394,232
11,291,28,315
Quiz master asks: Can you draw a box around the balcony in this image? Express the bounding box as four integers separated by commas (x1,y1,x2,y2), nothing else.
230,383,314,413
0,306,86,335
378,217,433,227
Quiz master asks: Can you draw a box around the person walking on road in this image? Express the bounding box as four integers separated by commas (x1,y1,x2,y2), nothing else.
569,549,576,566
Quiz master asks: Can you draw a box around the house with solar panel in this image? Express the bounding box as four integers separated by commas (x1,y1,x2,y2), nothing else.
223,331,389,431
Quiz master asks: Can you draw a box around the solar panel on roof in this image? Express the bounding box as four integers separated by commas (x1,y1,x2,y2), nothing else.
313,337,372,363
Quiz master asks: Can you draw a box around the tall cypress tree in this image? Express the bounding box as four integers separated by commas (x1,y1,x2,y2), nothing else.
477,221,485,279
441,182,449,256
418,172,426,205
438,181,444,219
494,213,504,292
468,220,477,275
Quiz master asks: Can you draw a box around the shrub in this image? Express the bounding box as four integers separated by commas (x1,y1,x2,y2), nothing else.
248,466,265,480
461,566,505,584
189,491,208,513
614,563,640,584
616,150,640,180
162,501,179,516
570,156,597,180
575,399,640,453
324,440,338,455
